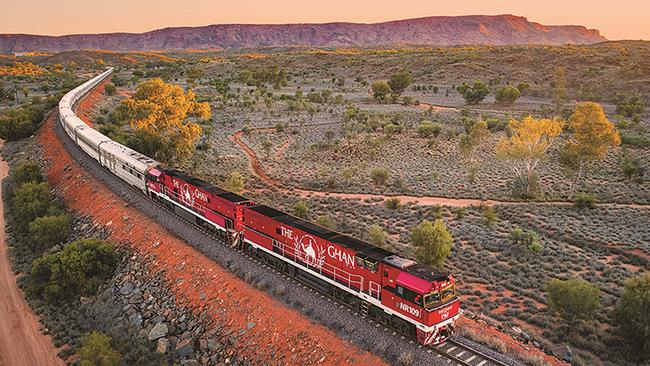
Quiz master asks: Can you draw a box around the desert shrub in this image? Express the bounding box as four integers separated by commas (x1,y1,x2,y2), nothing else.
103,83,117,96
480,204,498,226
430,204,443,220
28,214,70,251
620,131,650,148
223,171,245,193
370,167,389,185
417,120,442,138
495,85,521,105
510,171,542,199
612,94,645,117
619,153,645,183
612,273,650,364
545,278,600,327
368,224,386,247
383,123,403,136
411,219,453,267
0,103,45,141
453,207,466,220
508,226,542,253
80,331,121,366
315,215,336,230
275,122,285,132
12,182,55,228
397,351,414,366
371,80,391,101
13,160,43,186
457,80,489,104
28,239,120,303
293,201,309,218
385,198,401,210
574,193,596,209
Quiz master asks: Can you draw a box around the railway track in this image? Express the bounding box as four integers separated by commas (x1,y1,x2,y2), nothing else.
53,112,520,366
433,339,511,366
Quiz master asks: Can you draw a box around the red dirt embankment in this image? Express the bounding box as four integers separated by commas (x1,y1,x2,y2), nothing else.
0,142,65,366
75,77,110,128
39,116,385,365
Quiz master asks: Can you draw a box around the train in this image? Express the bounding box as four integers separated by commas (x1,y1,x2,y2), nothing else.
58,69,461,346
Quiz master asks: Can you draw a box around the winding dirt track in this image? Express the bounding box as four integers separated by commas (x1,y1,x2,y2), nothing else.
231,127,650,210
0,142,64,366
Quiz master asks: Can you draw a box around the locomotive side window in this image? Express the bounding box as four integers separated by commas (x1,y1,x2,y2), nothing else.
355,257,365,268
276,227,282,235
364,259,377,272
383,269,389,277
396,285,423,306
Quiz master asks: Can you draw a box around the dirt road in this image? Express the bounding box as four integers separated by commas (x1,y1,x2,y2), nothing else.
0,142,64,366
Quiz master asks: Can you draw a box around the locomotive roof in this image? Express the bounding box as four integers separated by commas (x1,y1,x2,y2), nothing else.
247,204,394,261
402,263,450,282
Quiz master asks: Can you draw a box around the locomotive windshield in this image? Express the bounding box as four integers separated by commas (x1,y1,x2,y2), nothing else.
423,285,456,310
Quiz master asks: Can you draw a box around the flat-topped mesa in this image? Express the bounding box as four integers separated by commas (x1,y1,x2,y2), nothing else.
0,14,606,53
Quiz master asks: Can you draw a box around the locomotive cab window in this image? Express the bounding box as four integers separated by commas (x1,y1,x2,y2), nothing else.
355,256,366,268
364,259,377,272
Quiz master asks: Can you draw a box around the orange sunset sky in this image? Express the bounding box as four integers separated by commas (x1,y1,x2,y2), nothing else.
1,0,648,40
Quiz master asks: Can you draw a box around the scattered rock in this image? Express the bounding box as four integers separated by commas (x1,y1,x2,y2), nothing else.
175,339,194,357
120,282,135,295
148,323,169,341
156,338,170,353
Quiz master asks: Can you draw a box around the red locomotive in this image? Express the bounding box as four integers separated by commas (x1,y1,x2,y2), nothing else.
145,166,460,345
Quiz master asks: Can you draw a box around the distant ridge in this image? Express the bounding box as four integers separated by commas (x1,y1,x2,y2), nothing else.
0,14,606,52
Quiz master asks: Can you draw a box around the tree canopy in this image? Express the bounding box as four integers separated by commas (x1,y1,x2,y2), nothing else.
496,117,563,197
457,80,489,104
387,71,412,96
120,78,211,164
411,219,453,267
28,239,120,303
563,102,621,196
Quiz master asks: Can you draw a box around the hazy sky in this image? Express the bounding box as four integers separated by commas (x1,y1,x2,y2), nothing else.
2,0,648,40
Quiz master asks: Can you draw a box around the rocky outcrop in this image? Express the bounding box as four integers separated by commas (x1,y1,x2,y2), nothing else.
0,14,606,52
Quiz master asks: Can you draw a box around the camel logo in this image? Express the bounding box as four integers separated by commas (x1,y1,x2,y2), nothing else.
296,234,326,269
181,183,193,205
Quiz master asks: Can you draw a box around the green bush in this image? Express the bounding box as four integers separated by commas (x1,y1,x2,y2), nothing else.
620,131,650,148
545,278,600,327
612,273,650,364
80,331,121,366
12,182,55,228
574,193,596,209
315,215,336,230
457,80,489,104
411,219,453,267
28,239,120,303
417,121,442,138
368,224,386,247
508,226,542,253
104,83,117,96
13,160,43,186
370,167,390,185
385,198,401,210
293,201,309,219
28,214,70,250
480,204,499,227
0,103,45,141
495,85,521,106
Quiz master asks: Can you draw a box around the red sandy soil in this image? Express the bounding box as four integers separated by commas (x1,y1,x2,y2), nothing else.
0,142,65,366
39,116,385,365
232,127,650,210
